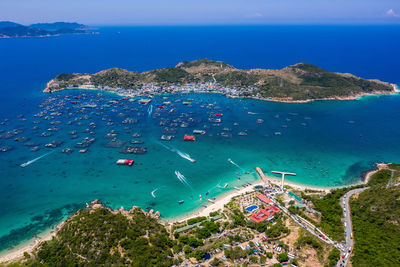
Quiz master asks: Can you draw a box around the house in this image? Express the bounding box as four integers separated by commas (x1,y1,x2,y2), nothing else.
256,193,272,204
250,205,280,223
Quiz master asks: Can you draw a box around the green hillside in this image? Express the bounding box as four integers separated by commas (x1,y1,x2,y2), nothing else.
45,59,395,101
350,164,400,266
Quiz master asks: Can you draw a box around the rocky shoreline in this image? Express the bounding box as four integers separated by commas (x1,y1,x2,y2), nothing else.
43,82,399,104
0,199,161,264
43,59,398,103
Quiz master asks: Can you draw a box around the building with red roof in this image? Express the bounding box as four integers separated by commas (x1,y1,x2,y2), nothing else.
249,205,281,223
256,193,272,204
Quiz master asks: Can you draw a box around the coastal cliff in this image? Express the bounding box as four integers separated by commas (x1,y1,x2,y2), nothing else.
44,59,397,102
3,200,167,266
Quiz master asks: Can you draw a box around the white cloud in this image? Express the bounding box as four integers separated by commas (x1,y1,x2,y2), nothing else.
245,12,263,19
386,9,399,17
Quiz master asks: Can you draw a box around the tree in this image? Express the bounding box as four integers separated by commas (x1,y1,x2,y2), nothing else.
249,255,258,263
210,257,222,266
183,245,192,254
260,255,267,264
178,235,189,244
278,252,288,262
192,249,205,261
188,237,203,248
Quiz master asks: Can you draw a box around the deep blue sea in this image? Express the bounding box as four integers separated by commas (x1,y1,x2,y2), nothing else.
0,25,399,253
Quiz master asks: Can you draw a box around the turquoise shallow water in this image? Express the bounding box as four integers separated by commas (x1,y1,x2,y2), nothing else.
1,90,400,252
1,25,400,253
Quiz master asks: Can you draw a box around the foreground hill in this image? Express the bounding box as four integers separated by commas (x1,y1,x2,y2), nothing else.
44,59,397,102
0,21,91,38
18,203,174,266
350,164,400,266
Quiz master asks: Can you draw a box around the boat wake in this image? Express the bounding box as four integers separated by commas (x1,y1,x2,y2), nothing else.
151,188,159,198
175,149,196,163
157,142,196,163
175,170,194,191
20,151,54,168
217,183,229,188
228,158,245,171
147,104,153,118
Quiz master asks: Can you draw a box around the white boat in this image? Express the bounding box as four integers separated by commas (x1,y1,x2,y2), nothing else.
116,159,134,166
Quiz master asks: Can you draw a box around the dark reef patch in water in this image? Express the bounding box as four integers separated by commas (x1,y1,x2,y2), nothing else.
0,203,83,252
341,160,375,185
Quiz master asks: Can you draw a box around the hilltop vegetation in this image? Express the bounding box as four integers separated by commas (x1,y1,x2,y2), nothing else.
350,164,400,266
18,207,175,266
45,59,395,101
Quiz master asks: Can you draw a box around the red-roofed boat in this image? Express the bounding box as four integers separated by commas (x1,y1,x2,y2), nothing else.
116,159,134,166
184,135,196,141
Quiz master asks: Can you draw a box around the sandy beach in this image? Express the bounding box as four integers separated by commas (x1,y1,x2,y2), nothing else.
168,167,334,225
0,220,65,264
363,163,388,184
168,179,265,224
0,164,385,263
43,82,399,104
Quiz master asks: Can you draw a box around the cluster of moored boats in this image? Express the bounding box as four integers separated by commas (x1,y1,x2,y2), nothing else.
0,93,312,189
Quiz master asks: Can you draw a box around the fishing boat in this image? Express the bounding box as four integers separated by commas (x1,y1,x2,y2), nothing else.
116,159,134,166
84,104,97,108
161,135,173,141
193,129,206,135
139,99,152,105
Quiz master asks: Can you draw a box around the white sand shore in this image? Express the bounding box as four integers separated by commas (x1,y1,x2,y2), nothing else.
169,180,265,224
0,221,65,264
363,163,388,184
0,164,385,263
167,167,334,224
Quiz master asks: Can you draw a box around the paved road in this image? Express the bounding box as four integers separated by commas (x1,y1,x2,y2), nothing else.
270,198,338,249
337,187,368,267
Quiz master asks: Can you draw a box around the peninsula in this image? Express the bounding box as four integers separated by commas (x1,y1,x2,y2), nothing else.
2,164,399,266
0,21,92,38
44,59,397,102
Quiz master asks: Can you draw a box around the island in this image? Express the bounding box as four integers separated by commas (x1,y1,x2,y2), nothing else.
0,21,92,38
44,59,398,102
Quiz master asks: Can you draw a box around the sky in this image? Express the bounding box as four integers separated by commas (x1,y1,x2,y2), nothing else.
1,0,400,25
